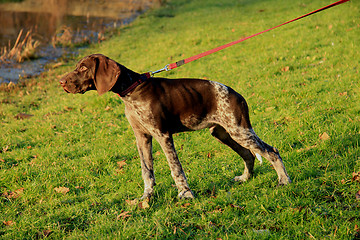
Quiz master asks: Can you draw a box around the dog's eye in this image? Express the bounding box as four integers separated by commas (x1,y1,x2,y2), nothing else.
79,66,88,72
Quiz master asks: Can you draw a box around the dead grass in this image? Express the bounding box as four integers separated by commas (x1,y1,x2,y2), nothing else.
0,29,40,64
51,26,74,47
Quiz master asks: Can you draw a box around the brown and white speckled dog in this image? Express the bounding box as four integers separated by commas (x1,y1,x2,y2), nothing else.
60,54,291,199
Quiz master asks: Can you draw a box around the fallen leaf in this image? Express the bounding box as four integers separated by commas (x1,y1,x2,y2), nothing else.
40,230,52,237
292,206,304,213
75,186,84,189
63,106,73,111
209,208,223,214
52,62,63,68
14,113,34,120
319,132,330,141
2,145,9,153
181,203,191,208
209,221,217,228
117,211,132,220
230,204,245,210
296,144,317,152
91,202,101,207
54,187,69,194
3,188,24,199
352,172,360,182
14,188,24,196
28,159,36,166
356,190,360,200
116,160,127,174
339,92,347,96
3,221,14,226
265,106,275,112
177,227,186,234
281,66,290,72
125,199,139,206
117,160,127,169
139,199,150,209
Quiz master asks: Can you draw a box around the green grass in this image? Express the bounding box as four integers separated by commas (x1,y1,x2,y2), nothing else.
1,0,359,238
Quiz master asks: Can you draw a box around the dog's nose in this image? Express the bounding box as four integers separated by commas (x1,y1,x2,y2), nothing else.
59,78,66,87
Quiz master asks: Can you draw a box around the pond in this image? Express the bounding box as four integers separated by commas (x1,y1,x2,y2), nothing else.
0,0,158,83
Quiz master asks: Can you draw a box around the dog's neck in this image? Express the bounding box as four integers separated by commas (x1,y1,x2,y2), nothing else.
110,65,143,97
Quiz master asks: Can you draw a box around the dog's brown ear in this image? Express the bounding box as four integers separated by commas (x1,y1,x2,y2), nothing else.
91,54,120,95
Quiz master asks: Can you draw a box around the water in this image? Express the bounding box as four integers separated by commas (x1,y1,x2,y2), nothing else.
0,0,156,83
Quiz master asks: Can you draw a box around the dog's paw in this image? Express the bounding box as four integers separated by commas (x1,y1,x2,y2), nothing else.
233,174,251,183
277,176,292,186
178,189,195,199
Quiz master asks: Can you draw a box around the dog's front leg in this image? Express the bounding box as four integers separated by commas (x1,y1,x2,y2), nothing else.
134,132,156,200
155,133,194,199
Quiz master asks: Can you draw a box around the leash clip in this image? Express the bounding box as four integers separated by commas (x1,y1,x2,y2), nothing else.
150,64,170,76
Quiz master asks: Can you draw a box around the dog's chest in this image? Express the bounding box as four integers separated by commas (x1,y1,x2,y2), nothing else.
124,100,154,125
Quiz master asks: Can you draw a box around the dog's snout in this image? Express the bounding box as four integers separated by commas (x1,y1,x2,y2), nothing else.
59,77,71,93
59,78,67,87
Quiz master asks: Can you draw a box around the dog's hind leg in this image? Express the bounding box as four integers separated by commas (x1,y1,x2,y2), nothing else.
209,125,256,182
227,127,291,185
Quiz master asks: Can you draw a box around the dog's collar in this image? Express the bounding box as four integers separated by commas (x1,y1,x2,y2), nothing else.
119,72,151,97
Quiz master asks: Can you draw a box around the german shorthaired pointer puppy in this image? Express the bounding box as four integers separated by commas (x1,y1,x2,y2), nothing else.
60,54,291,200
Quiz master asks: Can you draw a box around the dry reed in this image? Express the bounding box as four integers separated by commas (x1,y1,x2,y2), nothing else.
0,29,40,64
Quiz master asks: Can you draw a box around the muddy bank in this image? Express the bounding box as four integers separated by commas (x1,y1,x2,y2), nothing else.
0,0,161,84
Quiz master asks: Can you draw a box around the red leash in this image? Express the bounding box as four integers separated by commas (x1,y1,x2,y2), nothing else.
150,0,350,76
119,0,349,97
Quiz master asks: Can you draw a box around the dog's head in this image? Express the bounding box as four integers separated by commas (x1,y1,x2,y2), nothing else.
60,54,120,95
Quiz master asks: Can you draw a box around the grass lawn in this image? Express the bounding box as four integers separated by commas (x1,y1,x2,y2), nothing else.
1,0,359,238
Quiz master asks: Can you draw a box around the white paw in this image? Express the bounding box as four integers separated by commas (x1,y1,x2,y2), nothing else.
178,189,195,199
278,176,292,186
233,174,251,182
